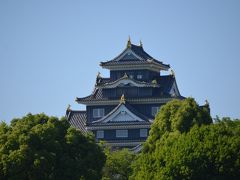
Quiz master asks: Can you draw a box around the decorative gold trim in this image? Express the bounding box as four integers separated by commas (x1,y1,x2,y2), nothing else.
127,36,131,48
77,97,177,106
120,94,126,104
170,69,175,77
139,40,143,47
101,63,169,72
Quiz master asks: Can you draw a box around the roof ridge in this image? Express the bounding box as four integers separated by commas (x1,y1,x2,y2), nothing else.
92,102,152,124
71,110,86,113
97,74,158,88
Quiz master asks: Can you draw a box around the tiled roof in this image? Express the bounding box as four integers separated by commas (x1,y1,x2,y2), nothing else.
100,43,170,68
92,102,152,124
131,44,153,60
158,75,175,93
96,77,111,86
66,110,87,134
97,74,160,88
124,103,152,122
76,75,181,102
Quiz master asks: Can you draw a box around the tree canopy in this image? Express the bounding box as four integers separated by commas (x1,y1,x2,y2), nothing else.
0,113,105,180
132,120,240,179
102,147,135,180
131,98,240,179
145,98,212,152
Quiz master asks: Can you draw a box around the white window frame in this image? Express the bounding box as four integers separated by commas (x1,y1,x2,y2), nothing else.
140,129,148,137
93,108,105,118
151,106,160,117
116,129,128,138
137,74,143,79
96,130,104,139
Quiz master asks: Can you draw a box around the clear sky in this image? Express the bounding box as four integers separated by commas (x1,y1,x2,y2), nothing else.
0,0,240,123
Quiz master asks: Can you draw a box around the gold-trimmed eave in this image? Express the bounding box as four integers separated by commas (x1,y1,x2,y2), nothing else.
76,97,178,106
95,78,160,89
100,62,170,72
86,123,151,130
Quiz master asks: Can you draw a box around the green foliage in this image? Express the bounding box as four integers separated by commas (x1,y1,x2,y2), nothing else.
145,98,212,152
152,120,240,179
102,147,135,180
131,103,240,180
0,113,105,180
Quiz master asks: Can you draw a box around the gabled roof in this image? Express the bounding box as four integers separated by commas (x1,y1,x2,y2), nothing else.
158,75,175,93
100,41,170,71
96,77,111,86
97,74,159,88
158,75,181,97
92,102,152,124
76,75,182,104
66,110,87,134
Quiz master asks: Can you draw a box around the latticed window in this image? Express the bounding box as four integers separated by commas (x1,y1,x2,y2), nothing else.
140,129,148,137
116,129,128,138
96,130,104,139
93,108,105,118
137,74,143,79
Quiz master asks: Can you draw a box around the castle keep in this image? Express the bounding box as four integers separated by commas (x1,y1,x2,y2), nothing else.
66,38,183,150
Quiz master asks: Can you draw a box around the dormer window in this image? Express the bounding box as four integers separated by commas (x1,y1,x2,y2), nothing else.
137,74,143,79
93,108,105,118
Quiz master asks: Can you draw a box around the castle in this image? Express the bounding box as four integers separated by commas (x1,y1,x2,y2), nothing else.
66,38,183,151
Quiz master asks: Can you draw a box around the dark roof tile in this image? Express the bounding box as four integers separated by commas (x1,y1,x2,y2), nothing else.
76,75,181,102
101,43,170,68
67,110,87,134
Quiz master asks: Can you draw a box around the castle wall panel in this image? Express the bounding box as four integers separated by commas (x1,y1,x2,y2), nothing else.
93,129,149,141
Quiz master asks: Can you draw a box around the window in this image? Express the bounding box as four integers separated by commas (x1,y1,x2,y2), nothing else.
137,74,143,79
140,129,148,137
93,108,105,118
96,130,104,139
116,129,128,138
151,106,160,116
129,75,134,79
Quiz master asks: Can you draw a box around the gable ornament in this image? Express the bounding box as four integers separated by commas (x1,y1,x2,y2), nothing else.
120,94,126,104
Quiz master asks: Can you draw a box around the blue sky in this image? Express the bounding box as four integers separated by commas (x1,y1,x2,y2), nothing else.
0,0,240,123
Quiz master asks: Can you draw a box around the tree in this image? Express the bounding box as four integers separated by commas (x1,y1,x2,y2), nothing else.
145,98,212,152
139,120,240,179
131,97,240,179
102,147,135,180
0,113,105,180
131,98,213,179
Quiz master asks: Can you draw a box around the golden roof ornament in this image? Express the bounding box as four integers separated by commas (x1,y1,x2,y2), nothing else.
120,94,126,104
127,36,131,48
139,40,143,47
205,99,209,106
97,72,101,78
67,104,71,110
123,73,128,78
170,69,175,77
152,79,157,85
